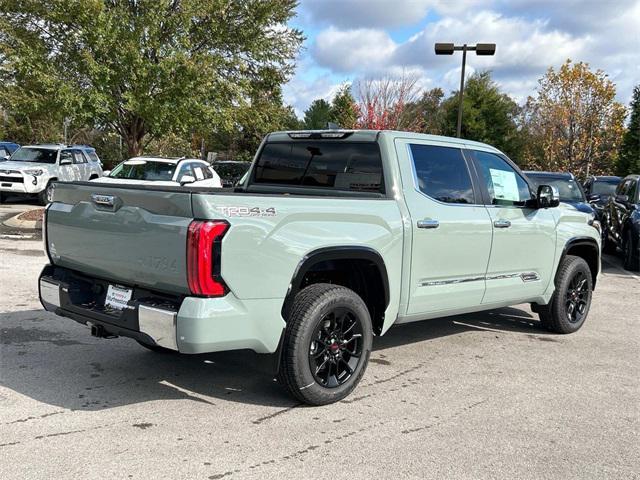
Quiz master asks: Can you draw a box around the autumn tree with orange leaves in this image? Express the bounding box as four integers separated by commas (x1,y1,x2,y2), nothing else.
521,60,626,177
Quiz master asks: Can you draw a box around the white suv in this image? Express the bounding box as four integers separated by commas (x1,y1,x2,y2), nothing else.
0,144,103,205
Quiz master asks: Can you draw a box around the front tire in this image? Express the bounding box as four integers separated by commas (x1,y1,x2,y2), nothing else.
538,255,593,334
278,283,373,406
623,229,640,271
38,181,55,206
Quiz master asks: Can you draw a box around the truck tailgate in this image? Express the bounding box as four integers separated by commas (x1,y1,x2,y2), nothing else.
46,183,193,294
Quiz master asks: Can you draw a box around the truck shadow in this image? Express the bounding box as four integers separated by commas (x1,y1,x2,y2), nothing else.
1,305,546,411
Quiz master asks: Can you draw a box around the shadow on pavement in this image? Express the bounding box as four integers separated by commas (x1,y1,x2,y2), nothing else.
1,305,547,411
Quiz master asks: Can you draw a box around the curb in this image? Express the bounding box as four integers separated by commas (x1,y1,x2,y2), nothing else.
2,210,43,231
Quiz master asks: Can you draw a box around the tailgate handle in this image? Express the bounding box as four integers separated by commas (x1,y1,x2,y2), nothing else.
91,193,119,210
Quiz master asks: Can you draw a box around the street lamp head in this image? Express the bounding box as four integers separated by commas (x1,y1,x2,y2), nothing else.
475,43,496,56
434,43,455,55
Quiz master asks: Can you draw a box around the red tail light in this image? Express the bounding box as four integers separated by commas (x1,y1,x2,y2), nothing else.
187,220,229,297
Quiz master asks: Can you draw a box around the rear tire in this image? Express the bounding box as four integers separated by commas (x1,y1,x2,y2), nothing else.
623,229,640,271
538,255,593,334
278,283,372,406
0,192,5,204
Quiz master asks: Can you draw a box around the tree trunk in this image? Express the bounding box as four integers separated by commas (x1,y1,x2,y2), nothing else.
119,116,146,158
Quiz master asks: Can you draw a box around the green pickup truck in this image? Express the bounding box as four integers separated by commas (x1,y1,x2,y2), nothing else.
39,130,601,405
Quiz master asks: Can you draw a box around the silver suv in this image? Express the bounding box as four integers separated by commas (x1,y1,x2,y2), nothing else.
0,144,103,205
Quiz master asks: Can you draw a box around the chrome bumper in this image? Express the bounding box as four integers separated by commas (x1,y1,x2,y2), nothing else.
39,277,178,351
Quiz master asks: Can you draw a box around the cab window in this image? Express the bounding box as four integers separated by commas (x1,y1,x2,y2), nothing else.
472,151,532,206
409,144,475,204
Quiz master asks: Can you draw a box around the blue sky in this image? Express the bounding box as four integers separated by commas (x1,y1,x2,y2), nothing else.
283,0,640,116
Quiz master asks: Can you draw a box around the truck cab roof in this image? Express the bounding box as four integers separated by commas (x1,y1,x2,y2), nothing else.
266,130,502,154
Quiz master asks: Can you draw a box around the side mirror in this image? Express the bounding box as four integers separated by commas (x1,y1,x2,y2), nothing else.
179,175,196,186
587,193,601,203
2,155,10,161
60,158,72,166
615,194,629,204
102,170,111,177
537,184,560,208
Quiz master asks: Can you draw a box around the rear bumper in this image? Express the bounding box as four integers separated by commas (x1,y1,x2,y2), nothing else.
39,265,285,355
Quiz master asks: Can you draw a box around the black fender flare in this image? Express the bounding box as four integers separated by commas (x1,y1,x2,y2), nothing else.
281,245,390,321
560,236,600,288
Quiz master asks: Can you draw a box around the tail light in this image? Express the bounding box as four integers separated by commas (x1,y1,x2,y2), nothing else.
187,220,229,297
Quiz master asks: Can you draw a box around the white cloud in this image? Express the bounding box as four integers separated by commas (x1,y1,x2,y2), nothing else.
290,1,640,115
313,27,397,73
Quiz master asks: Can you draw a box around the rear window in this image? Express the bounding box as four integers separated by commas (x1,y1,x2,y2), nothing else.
253,142,384,193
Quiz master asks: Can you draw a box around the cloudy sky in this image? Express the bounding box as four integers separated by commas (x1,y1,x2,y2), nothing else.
283,0,640,116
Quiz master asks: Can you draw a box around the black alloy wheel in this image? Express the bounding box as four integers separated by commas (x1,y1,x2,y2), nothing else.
565,270,589,324
308,307,364,388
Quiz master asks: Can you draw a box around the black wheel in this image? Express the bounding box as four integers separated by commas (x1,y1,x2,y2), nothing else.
38,182,55,206
622,229,640,271
0,191,5,204
278,283,372,406
539,255,593,334
136,340,178,354
602,229,617,254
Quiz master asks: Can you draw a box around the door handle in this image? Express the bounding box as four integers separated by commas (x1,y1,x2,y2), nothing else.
494,219,511,228
417,219,439,229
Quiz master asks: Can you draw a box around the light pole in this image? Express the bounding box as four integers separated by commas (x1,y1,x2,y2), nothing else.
434,43,496,138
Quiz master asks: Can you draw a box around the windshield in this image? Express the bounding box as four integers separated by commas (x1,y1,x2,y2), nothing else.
109,161,176,181
528,176,585,202
10,147,57,164
591,180,619,196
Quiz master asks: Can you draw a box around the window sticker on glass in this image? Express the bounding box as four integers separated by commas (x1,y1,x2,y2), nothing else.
489,168,520,202
194,167,204,180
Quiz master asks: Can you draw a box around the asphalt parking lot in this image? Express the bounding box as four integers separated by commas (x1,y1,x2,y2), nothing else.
1,205,639,479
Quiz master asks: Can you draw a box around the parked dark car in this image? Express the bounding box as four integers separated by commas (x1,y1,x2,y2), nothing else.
602,174,640,271
524,171,594,215
212,160,251,187
583,175,621,222
0,142,20,160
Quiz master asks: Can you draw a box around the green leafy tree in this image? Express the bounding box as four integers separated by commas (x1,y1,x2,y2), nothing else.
0,0,303,156
402,87,445,134
441,72,523,162
303,99,331,129
329,85,358,129
617,85,640,176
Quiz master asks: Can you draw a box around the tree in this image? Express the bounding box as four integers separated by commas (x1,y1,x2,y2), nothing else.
402,87,445,135
0,0,303,156
440,72,523,162
617,85,640,176
355,73,420,130
329,84,358,129
303,99,332,129
521,60,626,176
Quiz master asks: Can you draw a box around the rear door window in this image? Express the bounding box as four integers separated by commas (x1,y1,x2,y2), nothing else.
72,150,87,164
409,144,475,204
253,142,384,193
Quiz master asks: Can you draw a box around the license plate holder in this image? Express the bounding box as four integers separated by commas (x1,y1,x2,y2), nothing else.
105,284,133,311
